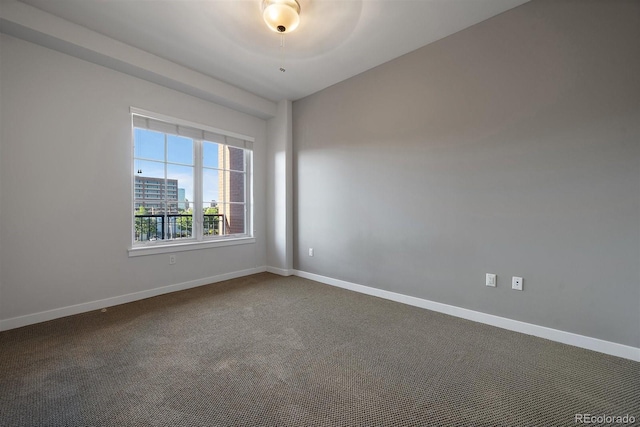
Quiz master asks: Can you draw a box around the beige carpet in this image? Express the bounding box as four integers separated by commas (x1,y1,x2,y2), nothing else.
1,273,638,426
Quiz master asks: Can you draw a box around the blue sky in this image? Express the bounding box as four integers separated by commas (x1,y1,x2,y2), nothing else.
134,128,221,205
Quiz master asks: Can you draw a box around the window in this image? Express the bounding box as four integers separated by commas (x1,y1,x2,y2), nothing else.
130,109,253,254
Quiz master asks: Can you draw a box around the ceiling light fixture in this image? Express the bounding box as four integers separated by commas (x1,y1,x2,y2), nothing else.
262,0,301,34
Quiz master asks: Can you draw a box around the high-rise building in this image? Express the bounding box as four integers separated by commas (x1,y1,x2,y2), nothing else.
134,176,179,213
178,188,186,210
218,146,245,235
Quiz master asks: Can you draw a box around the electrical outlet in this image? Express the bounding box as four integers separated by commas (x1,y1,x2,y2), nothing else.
486,273,496,287
169,254,176,265
308,248,314,257
512,276,523,291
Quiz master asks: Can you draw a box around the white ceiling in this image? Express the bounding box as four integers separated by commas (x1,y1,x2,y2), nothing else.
16,0,528,102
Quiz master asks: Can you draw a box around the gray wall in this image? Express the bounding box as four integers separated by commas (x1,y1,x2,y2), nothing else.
266,100,293,272
293,1,640,347
0,35,267,322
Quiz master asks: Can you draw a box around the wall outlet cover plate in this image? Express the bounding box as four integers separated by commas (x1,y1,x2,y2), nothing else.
512,276,523,291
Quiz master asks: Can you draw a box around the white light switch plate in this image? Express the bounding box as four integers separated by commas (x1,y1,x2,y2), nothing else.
486,273,496,287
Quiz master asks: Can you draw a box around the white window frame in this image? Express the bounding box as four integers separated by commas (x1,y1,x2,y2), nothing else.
128,107,254,257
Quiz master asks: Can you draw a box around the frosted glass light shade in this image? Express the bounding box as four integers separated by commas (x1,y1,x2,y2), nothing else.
262,0,301,33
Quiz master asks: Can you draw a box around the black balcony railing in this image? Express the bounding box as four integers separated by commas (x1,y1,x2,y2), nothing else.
134,214,225,242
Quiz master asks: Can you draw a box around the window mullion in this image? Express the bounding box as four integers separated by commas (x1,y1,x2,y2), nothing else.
164,133,169,240
194,139,203,241
246,151,252,237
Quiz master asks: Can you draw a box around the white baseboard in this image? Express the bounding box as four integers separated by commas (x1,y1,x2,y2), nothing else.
0,266,267,332
293,270,640,362
3,266,637,362
266,266,293,276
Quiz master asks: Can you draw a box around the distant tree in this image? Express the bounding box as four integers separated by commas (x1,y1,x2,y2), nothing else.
176,208,193,238
134,205,152,240
204,206,220,235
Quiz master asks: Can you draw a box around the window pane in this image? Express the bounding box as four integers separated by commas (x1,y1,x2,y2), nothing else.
167,164,193,240
134,128,194,242
134,128,164,161
217,203,246,235
134,213,163,242
203,168,220,206
168,208,193,240
217,145,245,172
167,164,193,214
134,159,164,180
228,171,245,203
134,161,164,241
227,147,245,172
215,170,246,205
218,171,245,203
134,159,166,216
203,141,219,169
203,202,222,236
167,135,193,165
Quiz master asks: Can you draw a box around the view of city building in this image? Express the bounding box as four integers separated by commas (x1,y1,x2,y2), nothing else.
134,176,178,213
178,188,186,210
133,134,247,242
218,145,245,235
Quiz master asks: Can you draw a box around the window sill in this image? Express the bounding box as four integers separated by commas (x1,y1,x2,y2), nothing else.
128,237,255,257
